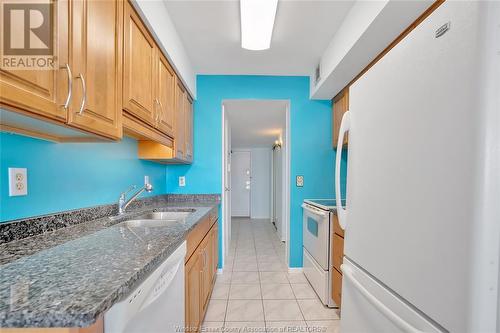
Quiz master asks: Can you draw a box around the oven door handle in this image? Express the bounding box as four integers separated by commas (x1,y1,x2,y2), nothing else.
301,203,328,217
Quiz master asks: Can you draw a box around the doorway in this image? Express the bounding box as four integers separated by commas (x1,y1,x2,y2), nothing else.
231,151,251,217
221,100,290,268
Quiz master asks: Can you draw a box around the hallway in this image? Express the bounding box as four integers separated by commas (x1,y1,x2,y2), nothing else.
202,218,340,332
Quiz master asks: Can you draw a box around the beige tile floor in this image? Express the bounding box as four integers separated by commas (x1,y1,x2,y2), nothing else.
202,218,340,332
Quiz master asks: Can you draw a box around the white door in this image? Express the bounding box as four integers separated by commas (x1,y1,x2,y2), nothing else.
231,151,251,217
337,2,486,332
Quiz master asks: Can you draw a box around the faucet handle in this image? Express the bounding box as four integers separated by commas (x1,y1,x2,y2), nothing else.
144,176,153,192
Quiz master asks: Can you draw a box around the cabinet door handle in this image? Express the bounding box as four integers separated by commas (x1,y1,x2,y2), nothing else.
154,99,160,124
157,101,163,123
76,73,86,115
61,64,72,110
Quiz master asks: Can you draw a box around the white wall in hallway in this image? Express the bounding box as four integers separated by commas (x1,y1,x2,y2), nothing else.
250,148,272,219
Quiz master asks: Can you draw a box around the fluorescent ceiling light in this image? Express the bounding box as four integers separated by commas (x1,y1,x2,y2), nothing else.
240,0,278,51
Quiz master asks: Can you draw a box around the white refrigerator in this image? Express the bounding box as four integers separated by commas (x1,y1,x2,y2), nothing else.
334,1,500,332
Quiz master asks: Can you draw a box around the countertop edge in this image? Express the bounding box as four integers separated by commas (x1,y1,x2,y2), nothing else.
0,200,219,328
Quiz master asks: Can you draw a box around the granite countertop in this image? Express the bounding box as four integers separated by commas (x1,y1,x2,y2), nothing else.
0,196,219,328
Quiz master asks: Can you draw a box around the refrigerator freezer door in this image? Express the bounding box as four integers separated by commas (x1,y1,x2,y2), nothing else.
344,2,485,331
340,258,443,333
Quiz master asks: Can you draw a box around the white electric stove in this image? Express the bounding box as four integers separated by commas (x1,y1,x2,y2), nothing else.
302,199,341,308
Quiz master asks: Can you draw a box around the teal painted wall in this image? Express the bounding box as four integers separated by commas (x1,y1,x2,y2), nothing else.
0,133,166,222
166,75,347,268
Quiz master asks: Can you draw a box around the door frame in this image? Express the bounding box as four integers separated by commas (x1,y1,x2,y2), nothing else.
221,105,230,264
221,100,291,268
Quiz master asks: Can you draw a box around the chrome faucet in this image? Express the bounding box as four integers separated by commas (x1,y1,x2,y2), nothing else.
118,176,153,215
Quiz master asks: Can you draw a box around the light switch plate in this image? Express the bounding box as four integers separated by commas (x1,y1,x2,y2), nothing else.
179,176,186,187
8,168,27,196
296,175,304,187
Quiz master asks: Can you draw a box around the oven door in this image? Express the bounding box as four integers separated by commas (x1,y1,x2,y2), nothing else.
302,203,330,270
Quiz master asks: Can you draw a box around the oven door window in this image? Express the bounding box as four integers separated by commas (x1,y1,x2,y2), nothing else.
307,217,319,237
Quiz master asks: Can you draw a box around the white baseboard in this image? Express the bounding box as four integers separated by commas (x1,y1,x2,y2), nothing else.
288,267,303,274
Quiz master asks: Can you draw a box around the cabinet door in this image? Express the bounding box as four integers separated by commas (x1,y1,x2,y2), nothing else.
156,52,175,138
332,233,344,272
200,235,212,314
184,94,193,161
174,81,186,159
333,88,349,148
185,251,202,332
68,0,123,139
0,0,68,122
211,223,219,283
123,1,155,126
332,268,342,307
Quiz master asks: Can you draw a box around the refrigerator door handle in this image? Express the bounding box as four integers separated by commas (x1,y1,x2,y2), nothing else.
335,111,350,229
341,264,426,333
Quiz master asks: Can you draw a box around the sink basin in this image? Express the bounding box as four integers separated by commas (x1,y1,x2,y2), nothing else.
123,219,179,228
117,210,193,228
137,211,192,220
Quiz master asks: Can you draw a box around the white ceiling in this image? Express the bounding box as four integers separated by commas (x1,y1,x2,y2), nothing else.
224,100,287,148
163,0,354,75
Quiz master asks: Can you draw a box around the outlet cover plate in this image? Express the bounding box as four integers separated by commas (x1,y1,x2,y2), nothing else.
296,175,304,187
8,168,27,196
179,176,186,187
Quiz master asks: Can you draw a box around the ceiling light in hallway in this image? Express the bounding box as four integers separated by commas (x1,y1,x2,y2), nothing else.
240,0,278,50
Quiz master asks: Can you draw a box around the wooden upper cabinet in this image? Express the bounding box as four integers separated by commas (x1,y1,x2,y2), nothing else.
184,95,193,162
174,81,186,159
156,52,176,138
123,1,156,126
333,88,349,148
0,0,69,122
68,0,123,139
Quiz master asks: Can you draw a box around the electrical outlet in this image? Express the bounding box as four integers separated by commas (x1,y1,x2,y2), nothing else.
9,168,27,196
296,175,304,187
179,176,186,187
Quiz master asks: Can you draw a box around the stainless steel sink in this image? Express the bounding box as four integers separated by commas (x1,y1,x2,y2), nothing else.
123,219,179,228
120,210,193,228
137,211,192,220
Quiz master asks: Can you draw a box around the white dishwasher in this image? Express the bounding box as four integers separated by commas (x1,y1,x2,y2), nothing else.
104,241,186,333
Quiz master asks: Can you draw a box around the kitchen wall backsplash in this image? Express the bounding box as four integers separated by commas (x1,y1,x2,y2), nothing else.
0,132,166,222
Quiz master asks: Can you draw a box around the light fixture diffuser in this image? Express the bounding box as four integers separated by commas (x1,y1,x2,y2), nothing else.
240,0,278,50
